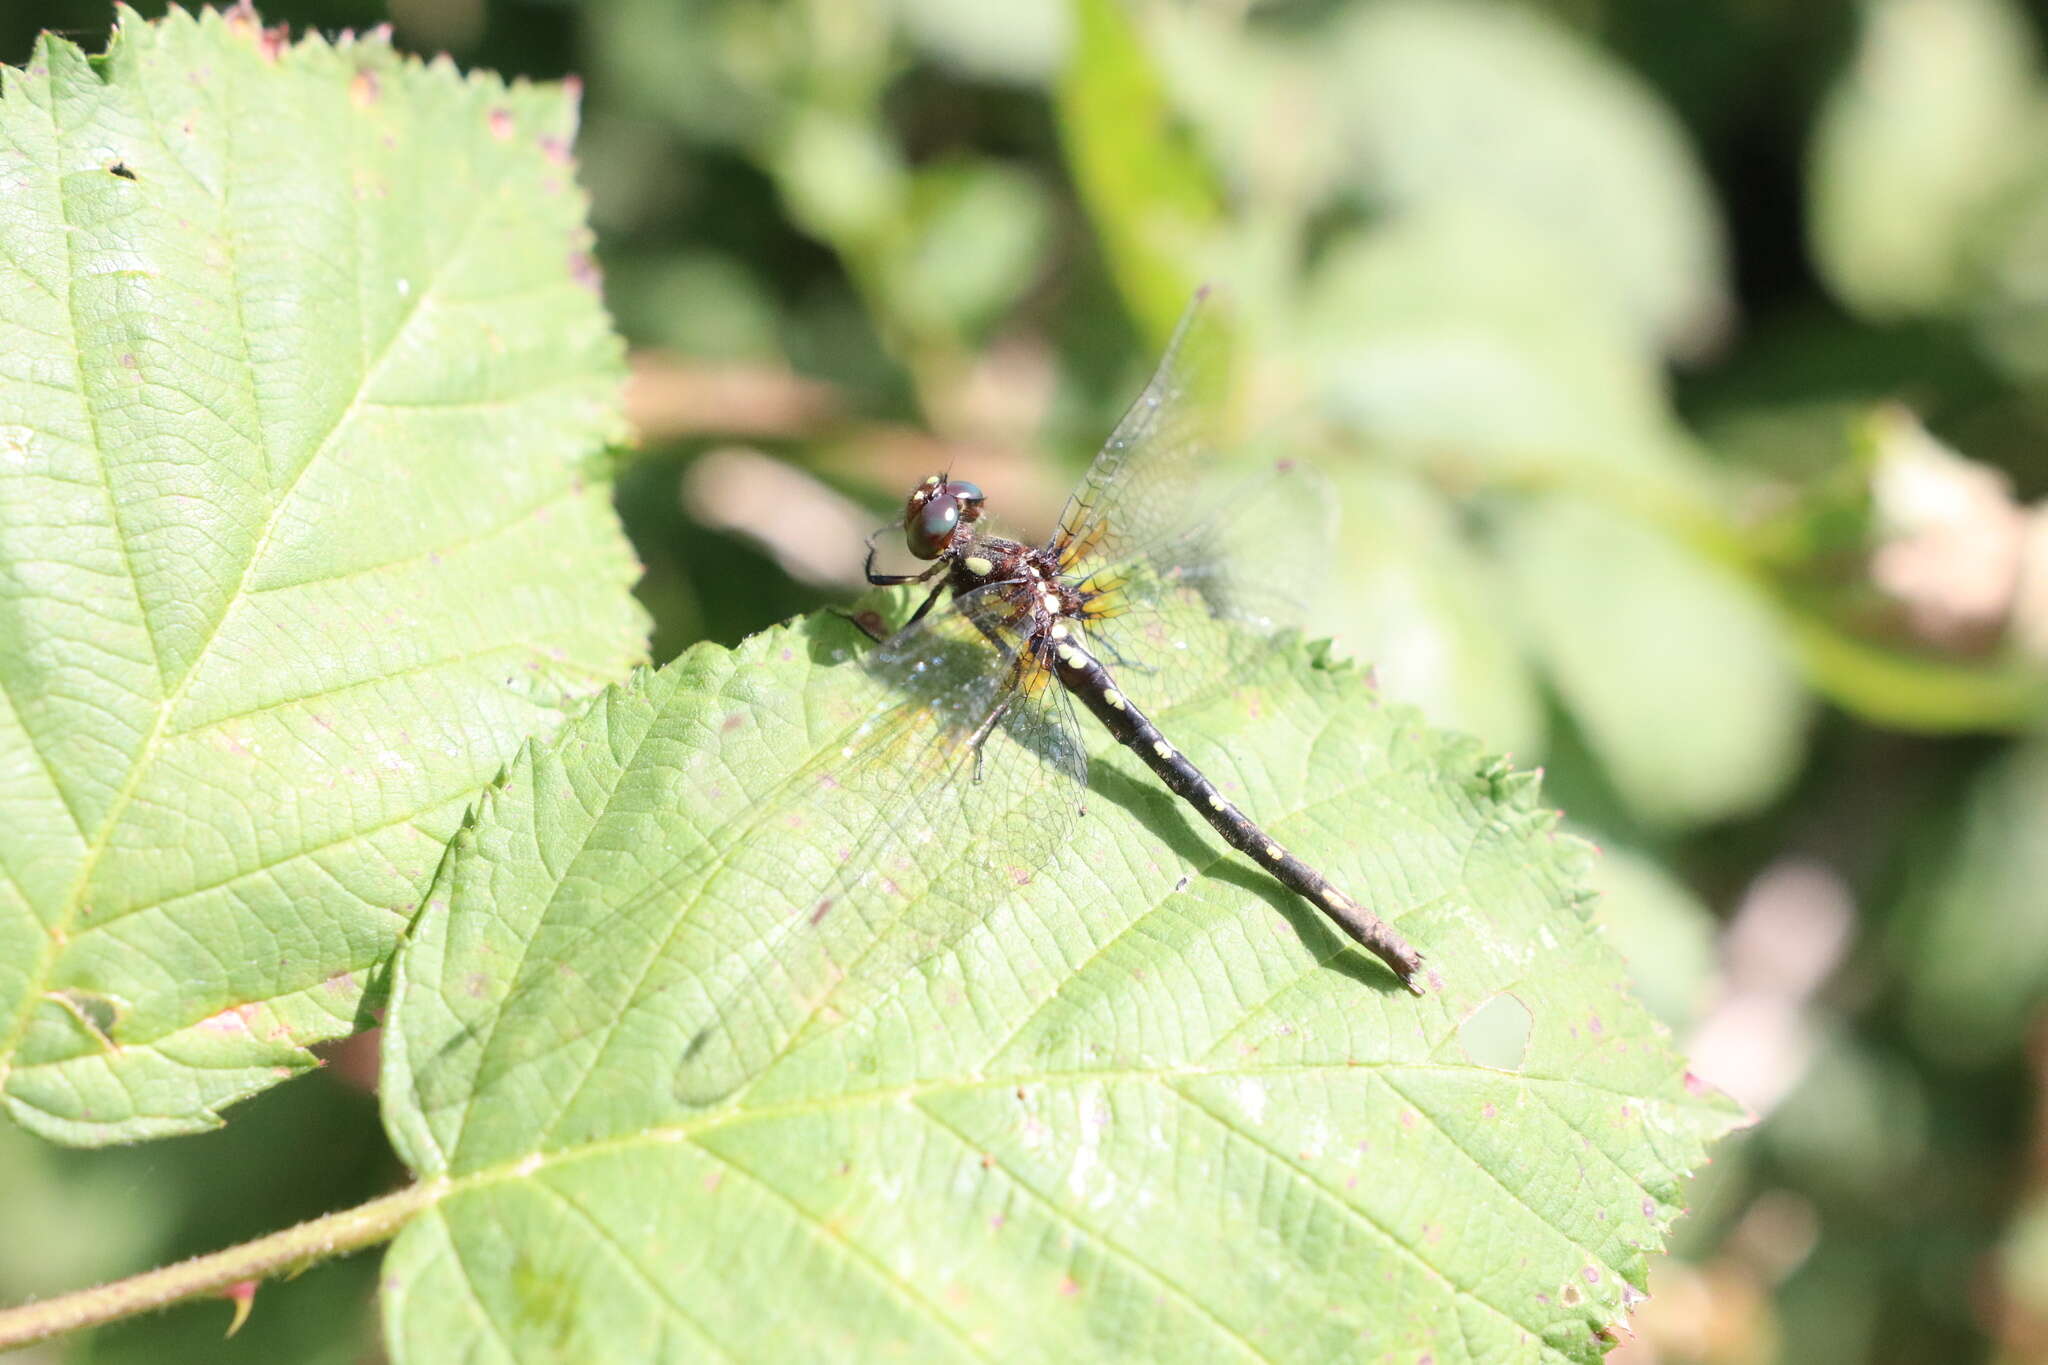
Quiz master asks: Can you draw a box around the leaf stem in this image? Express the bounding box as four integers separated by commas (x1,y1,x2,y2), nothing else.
0,1179,443,1351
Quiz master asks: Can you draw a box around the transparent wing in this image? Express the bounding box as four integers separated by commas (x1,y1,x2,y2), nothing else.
860,580,1087,799
1070,457,1339,709
1048,291,1337,659
1051,287,1235,581
675,581,1085,1104
1081,453,1335,622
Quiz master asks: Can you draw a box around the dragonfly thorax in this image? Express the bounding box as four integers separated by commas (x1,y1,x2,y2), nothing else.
947,535,1076,613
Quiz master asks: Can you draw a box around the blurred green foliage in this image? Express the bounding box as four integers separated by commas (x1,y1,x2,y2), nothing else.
7,0,2048,1360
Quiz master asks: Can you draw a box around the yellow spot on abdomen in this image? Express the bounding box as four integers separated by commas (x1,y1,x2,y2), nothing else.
1262,843,1282,861
1103,688,1124,709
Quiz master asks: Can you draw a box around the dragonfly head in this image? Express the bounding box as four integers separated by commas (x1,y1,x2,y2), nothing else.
903,475,985,560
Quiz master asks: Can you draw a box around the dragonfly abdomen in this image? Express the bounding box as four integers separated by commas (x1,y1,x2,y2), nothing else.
1049,635,1424,992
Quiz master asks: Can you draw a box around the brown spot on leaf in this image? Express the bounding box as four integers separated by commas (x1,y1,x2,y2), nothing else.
198,1002,258,1035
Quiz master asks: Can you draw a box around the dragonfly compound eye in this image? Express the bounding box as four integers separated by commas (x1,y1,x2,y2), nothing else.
904,479,987,558
906,489,963,559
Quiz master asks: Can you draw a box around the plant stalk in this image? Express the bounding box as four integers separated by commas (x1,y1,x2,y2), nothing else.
0,1179,442,1351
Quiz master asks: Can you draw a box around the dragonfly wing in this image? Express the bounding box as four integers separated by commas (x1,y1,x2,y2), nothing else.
676,581,1085,1104
1051,288,1235,578
1047,291,1336,647
850,579,1089,906
1069,457,1339,713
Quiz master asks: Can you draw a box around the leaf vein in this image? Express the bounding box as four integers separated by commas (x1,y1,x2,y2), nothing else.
1170,1078,1579,1363
911,1094,1273,1364
687,1130,993,1362
526,1174,740,1363
0,94,512,1083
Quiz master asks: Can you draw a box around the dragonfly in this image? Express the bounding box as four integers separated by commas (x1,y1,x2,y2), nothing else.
674,291,1424,1103
831,291,1425,996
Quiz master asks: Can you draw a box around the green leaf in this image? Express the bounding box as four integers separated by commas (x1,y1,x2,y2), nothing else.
1297,212,1711,508
380,612,1735,1361
1809,0,2041,319
1323,0,1731,359
1321,461,1547,760
890,0,1070,85
1492,494,1809,830
1897,738,2048,1065
882,161,1054,341
0,10,646,1144
1056,0,1223,347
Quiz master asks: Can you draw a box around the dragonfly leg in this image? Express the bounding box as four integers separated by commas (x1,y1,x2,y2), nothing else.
1093,634,1153,674
864,539,945,587
837,567,951,644
967,697,1013,783
900,573,953,630
831,608,890,642
965,652,1027,783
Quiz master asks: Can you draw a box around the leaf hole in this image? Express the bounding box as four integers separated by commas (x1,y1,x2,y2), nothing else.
47,987,124,1047
1456,991,1532,1071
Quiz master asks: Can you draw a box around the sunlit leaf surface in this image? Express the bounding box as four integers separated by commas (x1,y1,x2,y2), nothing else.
1810,0,2039,319
381,611,1736,1362
1322,461,1546,761
0,10,646,1143
1323,0,1730,360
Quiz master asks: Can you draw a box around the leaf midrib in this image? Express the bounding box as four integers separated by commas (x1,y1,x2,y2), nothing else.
426,1058,1626,1363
